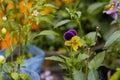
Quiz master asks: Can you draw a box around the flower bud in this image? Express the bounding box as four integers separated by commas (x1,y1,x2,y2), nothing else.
2,16,7,21
1,27,7,34
0,55,6,64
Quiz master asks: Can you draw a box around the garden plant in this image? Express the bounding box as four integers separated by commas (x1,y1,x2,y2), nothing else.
0,0,120,80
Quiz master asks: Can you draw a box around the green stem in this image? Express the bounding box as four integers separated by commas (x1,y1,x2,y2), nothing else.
86,48,90,76
75,16,83,37
69,47,74,78
95,26,99,44
15,0,21,74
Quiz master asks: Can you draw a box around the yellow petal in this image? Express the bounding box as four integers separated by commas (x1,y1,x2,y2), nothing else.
72,44,79,52
65,41,72,46
78,42,83,47
71,36,80,41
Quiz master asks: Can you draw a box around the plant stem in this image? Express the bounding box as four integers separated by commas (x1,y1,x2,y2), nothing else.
95,26,99,43
86,48,90,76
18,27,21,74
15,0,21,74
75,16,83,37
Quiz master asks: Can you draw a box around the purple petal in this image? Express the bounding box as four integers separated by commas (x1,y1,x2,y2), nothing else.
64,29,77,41
103,9,116,14
64,31,74,41
110,13,118,20
103,1,120,14
68,29,77,35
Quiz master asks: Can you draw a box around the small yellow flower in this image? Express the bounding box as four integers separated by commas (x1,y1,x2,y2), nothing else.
65,36,83,51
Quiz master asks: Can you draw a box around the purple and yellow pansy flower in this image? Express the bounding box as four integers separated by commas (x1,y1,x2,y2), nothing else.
64,29,83,52
103,1,120,20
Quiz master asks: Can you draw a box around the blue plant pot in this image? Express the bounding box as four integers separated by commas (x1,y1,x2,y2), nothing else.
0,44,45,80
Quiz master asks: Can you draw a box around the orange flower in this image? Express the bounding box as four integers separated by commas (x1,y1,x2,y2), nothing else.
22,19,28,25
0,4,4,18
55,0,62,6
40,7,53,15
19,0,32,18
31,21,42,30
46,0,51,2
1,32,16,49
63,0,73,4
0,11,4,18
7,0,14,9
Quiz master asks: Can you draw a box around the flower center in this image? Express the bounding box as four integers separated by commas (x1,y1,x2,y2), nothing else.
108,3,115,10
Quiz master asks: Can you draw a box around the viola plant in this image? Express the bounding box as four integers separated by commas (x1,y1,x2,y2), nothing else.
103,1,120,20
103,0,120,66
101,0,120,79
64,29,83,52
46,28,106,80
0,0,120,80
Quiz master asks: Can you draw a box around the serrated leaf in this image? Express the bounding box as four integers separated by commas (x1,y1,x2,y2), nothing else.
77,53,88,62
73,69,86,80
45,56,65,63
88,69,99,80
104,31,120,49
54,20,70,28
86,32,101,41
88,51,105,69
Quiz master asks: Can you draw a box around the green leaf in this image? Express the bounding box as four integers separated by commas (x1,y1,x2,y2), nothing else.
64,77,72,80
77,53,89,63
16,56,24,64
88,69,99,80
85,32,101,41
44,3,57,8
5,42,16,58
54,20,70,28
11,72,19,80
20,73,30,80
73,69,86,80
29,30,59,41
59,63,67,69
110,70,120,80
45,56,65,63
0,73,4,80
87,2,105,15
39,30,59,36
104,31,120,49
88,51,105,69
76,11,81,18
39,17,55,26
5,48,11,58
